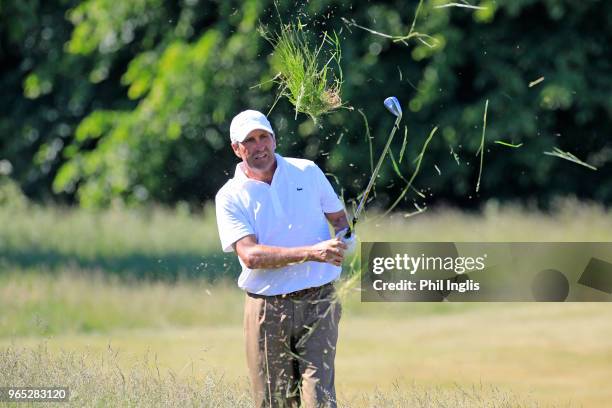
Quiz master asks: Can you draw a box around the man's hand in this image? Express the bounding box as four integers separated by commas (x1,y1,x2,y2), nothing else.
310,238,348,266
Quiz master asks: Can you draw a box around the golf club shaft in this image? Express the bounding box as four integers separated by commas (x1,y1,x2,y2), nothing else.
348,114,402,233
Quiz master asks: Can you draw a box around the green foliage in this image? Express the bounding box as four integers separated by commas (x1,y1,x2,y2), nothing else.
54,30,226,207
66,0,162,55
1,0,610,208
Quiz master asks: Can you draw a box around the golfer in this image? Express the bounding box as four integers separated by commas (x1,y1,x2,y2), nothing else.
215,109,354,407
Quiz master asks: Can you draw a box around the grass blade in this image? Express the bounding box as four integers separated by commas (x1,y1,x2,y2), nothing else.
528,77,545,88
476,99,488,193
494,140,523,148
357,109,374,175
544,148,598,171
399,126,409,163
383,126,438,217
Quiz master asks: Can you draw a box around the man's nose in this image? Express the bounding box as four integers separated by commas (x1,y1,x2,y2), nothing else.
254,138,266,149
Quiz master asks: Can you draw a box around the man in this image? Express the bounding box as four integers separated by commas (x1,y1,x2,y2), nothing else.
215,109,354,407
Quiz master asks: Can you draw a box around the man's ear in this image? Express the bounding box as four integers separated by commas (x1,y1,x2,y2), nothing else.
231,142,242,158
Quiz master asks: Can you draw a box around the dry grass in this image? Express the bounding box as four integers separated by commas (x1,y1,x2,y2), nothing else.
2,201,611,406
0,343,544,407
2,278,611,406
0,344,252,407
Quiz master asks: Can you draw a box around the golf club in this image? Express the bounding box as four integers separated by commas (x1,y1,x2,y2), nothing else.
341,96,403,239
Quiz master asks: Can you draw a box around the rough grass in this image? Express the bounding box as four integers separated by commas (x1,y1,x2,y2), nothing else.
3,300,610,407
2,199,609,265
0,270,242,337
0,203,236,280
360,199,612,242
0,344,542,407
0,344,252,407
1,201,611,406
0,204,218,255
1,199,611,338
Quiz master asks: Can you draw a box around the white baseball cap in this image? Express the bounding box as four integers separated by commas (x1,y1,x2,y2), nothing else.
229,110,275,143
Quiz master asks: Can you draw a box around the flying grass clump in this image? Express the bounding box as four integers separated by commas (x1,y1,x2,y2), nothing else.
260,23,344,122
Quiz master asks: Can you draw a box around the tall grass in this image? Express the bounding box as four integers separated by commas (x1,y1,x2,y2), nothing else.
3,200,608,264
360,199,612,242
0,270,242,337
0,344,252,407
0,345,541,407
0,203,237,280
343,385,542,408
0,204,219,256
2,199,611,338
2,202,611,406
0,266,500,338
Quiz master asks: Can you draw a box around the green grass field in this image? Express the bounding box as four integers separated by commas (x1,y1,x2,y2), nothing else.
1,201,611,406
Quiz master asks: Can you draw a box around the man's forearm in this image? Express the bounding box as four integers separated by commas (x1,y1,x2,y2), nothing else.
242,243,314,269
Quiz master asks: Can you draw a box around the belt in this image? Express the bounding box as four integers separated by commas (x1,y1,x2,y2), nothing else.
247,282,333,299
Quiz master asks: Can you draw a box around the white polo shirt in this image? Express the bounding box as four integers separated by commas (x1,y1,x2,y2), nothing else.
215,154,344,295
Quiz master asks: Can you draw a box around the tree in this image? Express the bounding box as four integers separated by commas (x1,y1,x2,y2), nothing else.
1,0,610,209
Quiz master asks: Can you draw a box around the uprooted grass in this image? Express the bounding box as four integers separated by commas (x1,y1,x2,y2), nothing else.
260,23,344,122
0,344,541,407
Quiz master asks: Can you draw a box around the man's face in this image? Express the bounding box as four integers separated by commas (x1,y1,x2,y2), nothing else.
232,129,276,172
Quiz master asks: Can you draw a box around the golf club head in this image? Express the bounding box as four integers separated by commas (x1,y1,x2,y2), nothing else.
384,96,402,118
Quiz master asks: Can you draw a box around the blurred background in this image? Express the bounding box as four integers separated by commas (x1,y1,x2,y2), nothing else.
1,0,611,406
1,0,610,208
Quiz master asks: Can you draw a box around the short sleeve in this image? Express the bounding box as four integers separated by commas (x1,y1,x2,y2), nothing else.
215,190,255,252
312,164,344,213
